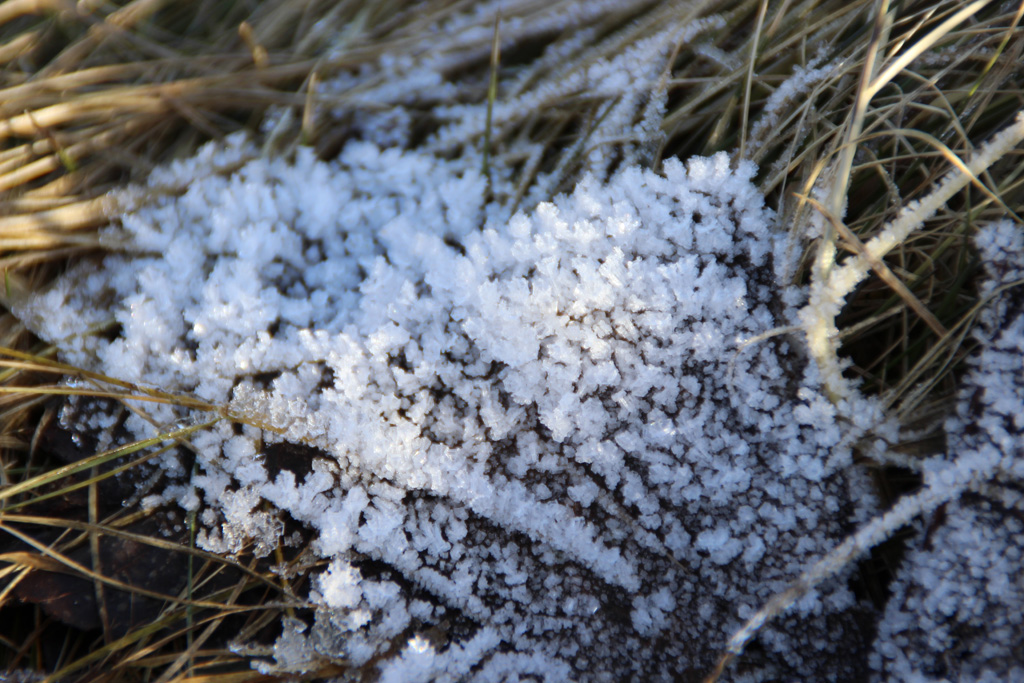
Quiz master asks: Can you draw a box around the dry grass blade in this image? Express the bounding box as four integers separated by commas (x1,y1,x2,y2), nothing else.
0,419,218,504
737,0,769,163
821,0,890,279
0,441,177,512
150,561,254,683
173,673,271,683
0,347,233,414
867,0,995,100
0,515,303,600
885,276,1024,417
0,522,246,610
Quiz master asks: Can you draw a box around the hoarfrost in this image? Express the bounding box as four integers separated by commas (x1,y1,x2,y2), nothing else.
24,140,881,680
869,220,1024,682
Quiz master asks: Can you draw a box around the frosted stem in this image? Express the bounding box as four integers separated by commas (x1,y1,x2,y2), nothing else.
803,110,1024,403
723,433,1007,663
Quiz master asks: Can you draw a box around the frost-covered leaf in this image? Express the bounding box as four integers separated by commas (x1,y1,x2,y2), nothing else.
24,140,880,680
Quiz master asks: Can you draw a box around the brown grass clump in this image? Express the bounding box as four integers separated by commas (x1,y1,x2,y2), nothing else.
1,0,1022,681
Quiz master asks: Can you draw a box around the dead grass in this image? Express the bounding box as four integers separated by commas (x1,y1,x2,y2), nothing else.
1,0,1022,681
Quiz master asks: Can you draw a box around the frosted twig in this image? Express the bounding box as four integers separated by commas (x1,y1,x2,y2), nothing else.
718,215,1024,680
801,192,948,338
745,54,839,163
836,111,1024,280
714,442,1003,676
820,0,891,283
803,109,1024,403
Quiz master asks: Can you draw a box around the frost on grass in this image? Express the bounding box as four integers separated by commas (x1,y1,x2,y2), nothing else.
24,139,879,680
300,2,727,209
869,221,1024,682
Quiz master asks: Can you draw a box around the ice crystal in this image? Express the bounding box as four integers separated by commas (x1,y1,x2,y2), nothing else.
869,220,1024,681
24,139,880,680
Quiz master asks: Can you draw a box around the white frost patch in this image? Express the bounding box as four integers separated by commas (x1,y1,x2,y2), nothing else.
317,559,364,610
24,139,879,680
870,221,1024,682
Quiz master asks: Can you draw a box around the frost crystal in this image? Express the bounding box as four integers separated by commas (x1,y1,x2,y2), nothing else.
25,140,878,680
870,221,1024,682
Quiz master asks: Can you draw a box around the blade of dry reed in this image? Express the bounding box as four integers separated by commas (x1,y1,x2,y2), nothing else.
0,118,154,193
0,198,111,238
0,419,218,504
867,0,994,100
0,515,302,600
0,0,68,26
0,522,247,609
